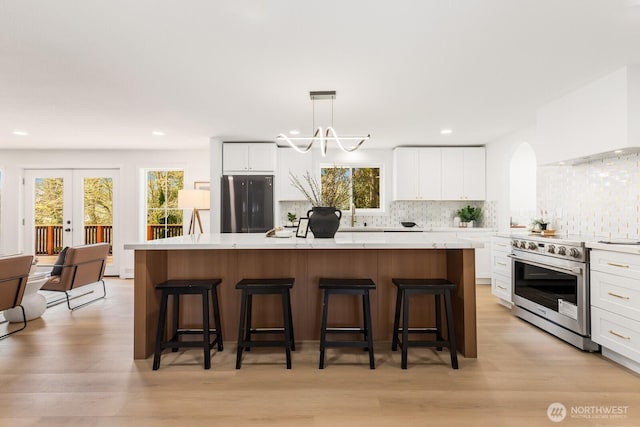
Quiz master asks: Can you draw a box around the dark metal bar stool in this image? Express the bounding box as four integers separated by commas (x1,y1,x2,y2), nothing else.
152,279,223,370
235,278,295,369
391,278,458,369
318,278,376,369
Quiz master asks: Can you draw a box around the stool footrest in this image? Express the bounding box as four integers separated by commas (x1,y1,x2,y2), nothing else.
396,327,438,334
249,328,286,334
396,339,450,348
326,327,366,333
176,328,220,335
161,339,219,349
237,340,290,348
324,340,370,348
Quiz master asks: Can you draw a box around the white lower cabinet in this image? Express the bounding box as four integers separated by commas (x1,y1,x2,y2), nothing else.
590,249,640,373
490,236,512,305
455,231,492,283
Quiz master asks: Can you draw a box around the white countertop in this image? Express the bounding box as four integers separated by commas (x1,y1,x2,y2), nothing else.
338,226,495,233
124,232,486,250
586,241,640,255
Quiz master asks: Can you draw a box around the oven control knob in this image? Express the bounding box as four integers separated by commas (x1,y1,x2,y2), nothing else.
520,241,527,249
512,240,519,247
528,242,538,250
569,248,581,258
548,245,556,254
558,246,567,256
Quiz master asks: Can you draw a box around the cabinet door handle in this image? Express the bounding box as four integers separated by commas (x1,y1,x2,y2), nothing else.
496,261,507,266
608,330,631,340
607,291,630,300
497,285,507,290
607,262,630,269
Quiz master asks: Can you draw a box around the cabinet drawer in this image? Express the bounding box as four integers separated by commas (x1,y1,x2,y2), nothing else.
491,252,511,277
491,273,512,302
591,271,640,321
491,237,511,254
591,250,640,279
591,306,640,362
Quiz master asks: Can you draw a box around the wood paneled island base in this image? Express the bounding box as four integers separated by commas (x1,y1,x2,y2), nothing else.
133,248,477,360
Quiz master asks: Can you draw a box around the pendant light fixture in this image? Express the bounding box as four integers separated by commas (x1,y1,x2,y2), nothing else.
277,91,370,156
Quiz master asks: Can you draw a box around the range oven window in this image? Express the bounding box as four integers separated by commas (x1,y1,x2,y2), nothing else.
513,261,578,311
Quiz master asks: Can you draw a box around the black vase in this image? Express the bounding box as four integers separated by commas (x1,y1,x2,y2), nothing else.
307,207,342,238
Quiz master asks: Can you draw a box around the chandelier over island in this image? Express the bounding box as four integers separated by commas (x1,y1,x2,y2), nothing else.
276,91,370,157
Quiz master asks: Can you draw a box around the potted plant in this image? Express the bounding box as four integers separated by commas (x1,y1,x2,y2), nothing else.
286,212,297,227
530,218,548,232
456,205,482,227
290,169,351,238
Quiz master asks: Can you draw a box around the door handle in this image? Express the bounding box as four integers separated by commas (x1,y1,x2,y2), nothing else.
64,228,71,232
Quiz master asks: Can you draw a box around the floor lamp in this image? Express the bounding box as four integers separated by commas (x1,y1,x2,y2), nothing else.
178,189,210,234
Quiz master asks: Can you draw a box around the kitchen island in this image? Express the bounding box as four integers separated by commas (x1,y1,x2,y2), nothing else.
125,233,481,360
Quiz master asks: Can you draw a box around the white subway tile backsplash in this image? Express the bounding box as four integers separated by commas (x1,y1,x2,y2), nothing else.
279,200,497,229
538,151,640,239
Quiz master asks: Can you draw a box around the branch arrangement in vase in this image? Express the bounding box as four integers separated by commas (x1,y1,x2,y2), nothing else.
289,169,351,208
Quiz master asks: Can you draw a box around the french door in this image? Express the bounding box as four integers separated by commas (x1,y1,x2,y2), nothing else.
24,169,119,276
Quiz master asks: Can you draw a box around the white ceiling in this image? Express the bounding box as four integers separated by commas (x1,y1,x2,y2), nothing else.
2,0,640,150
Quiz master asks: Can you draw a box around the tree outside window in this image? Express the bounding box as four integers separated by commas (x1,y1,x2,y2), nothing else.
146,170,184,240
321,166,381,211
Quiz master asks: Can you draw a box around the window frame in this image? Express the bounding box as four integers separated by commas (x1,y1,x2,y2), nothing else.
144,169,185,241
319,162,385,215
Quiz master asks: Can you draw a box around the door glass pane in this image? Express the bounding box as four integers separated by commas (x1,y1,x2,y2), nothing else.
34,177,65,258
83,177,113,262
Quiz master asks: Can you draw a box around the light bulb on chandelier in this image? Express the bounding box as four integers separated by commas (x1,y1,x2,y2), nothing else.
277,91,370,156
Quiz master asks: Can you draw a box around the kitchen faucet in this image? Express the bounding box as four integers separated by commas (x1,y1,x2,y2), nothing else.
351,204,356,227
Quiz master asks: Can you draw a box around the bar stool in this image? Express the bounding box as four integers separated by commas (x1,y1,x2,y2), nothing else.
235,278,295,369
391,278,458,369
153,278,224,370
318,278,376,369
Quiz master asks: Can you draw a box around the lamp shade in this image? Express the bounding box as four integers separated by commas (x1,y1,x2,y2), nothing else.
178,189,210,210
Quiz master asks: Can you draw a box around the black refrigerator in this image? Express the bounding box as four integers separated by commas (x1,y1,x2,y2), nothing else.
221,175,274,233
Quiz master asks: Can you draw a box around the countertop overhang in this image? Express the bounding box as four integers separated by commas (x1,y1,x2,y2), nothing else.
124,232,486,250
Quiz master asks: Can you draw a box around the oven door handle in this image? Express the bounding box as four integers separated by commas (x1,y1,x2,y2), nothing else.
508,254,583,275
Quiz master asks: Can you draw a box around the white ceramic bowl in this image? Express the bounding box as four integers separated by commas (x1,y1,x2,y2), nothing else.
275,229,293,238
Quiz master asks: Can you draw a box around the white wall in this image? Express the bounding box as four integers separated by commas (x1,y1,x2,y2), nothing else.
0,149,209,277
485,125,536,232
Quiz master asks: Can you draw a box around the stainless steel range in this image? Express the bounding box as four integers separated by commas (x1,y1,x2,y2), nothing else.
510,234,599,351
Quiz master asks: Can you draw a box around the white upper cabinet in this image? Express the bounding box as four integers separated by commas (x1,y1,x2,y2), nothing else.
393,147,441,200
441,147,485,200
277,148,314,201
223,143,276,173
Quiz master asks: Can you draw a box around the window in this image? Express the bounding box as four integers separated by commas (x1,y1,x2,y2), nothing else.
146,170,184,240
321,165,382,212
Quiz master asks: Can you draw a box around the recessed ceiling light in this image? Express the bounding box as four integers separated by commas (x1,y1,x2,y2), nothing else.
13,130,28,136
614,150,623,154
289,130,300,135
440,129,453,135
152,130,165,136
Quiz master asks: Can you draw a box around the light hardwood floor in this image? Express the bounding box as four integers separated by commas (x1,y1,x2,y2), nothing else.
0,279,638,426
